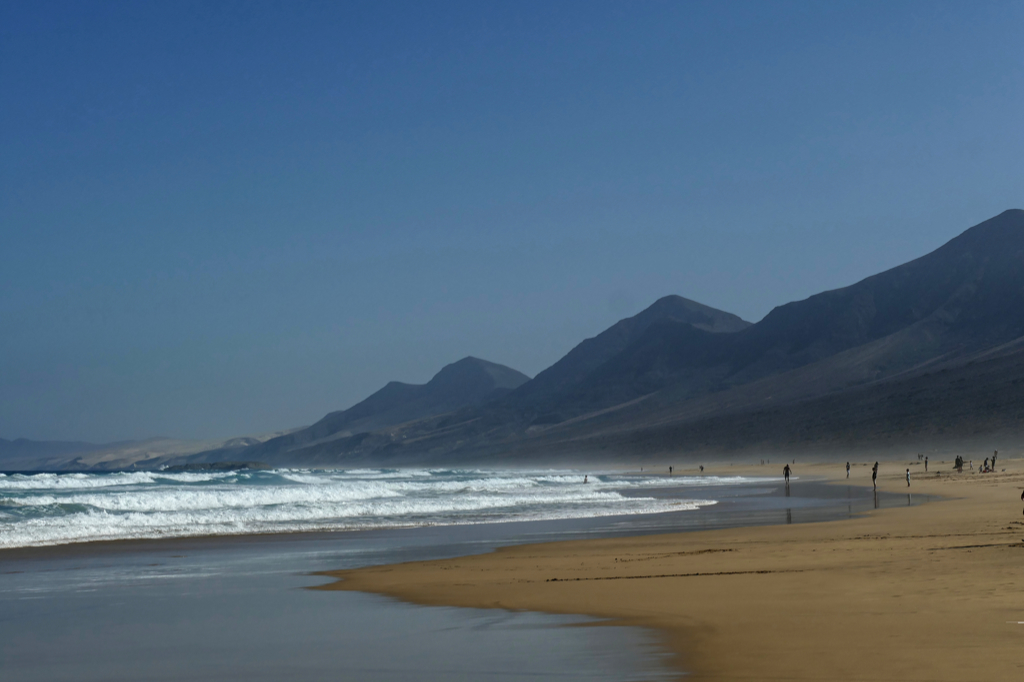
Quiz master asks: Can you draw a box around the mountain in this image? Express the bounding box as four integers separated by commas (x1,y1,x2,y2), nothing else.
200,357,530,464
0,438,105,470
207,297,753,465
0,434,296,472
505,208,1024,457
243,209,1024,465
507,295,750,414
542,209,1024,416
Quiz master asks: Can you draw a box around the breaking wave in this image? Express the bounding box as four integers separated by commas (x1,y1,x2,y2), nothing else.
0,469,767,548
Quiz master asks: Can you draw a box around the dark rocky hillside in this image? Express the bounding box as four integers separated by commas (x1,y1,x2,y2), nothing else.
194,357,529,464
506,295,749,412
556,209,1024,414
190,210,1024,467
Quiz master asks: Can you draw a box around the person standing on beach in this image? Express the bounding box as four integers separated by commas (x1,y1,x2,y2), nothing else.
846,462,850,478
906,468,911,487
783,464,791,484
872,462,878,489
925,456,928,472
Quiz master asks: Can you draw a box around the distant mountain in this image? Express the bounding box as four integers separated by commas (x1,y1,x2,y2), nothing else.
0,438,105,470
0,434,296,472
209,297,754,465
233,209,1024,465
507,295,750,414
576,338,1024,458
196,357,530,464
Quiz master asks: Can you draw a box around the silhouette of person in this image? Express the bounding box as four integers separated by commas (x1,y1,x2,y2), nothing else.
924,456,928,473
906,468,910,487
846,462,850,478
584,475,588,484
872,462,878,489
669,466,673,476
783,464,791,484
699,465,704,473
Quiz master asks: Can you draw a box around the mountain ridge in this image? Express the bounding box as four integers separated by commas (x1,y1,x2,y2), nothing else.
205,356,531,464
19,210,1024,470
248,209,1024,465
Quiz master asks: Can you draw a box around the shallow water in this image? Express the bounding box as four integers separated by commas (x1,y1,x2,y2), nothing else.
0,474,926,681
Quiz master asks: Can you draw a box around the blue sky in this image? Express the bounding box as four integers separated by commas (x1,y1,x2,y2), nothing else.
2,0,1022,442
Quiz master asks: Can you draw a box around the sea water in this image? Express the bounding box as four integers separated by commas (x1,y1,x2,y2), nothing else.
0,467,745,548
0,473,923,682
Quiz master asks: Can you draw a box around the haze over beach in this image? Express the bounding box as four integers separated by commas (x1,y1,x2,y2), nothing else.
3,2,1024,681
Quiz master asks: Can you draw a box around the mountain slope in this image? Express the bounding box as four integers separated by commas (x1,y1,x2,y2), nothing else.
554,209,1024,412
532,338,1024,459
197,209,1024,467
0,438,105,470
0,435,294,472
247,298,757,464
217,357,529,462
507,295,750,412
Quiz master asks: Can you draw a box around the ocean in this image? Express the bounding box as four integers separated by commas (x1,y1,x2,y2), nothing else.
0,467,738,548
1,468,921,681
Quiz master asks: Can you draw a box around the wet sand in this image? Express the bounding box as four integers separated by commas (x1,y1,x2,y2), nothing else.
320,458,1024,681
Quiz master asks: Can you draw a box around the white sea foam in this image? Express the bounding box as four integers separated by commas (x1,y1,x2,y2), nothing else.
0,468,759,548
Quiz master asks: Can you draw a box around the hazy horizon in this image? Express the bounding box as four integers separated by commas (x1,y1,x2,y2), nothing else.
3,1,1023,442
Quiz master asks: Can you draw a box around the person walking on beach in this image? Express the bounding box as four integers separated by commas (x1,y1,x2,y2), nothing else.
925,456,928,473
846,462,850,478
783,464,791,484
872,462,878,489
906,468,911,487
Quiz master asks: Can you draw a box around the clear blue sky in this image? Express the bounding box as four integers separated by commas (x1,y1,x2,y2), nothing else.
2,1,1022,442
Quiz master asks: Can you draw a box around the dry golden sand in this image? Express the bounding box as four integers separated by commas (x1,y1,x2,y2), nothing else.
318,458,1024,681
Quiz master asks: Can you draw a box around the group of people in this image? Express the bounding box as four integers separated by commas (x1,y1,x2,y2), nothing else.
981,451,998,473
953,451,998,474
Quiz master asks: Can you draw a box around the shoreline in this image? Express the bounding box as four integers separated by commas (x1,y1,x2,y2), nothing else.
0,468,906,559
0,466,859,556
317,458,1024,681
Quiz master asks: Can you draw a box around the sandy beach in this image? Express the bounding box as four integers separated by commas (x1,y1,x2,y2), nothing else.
320,458,1024,681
